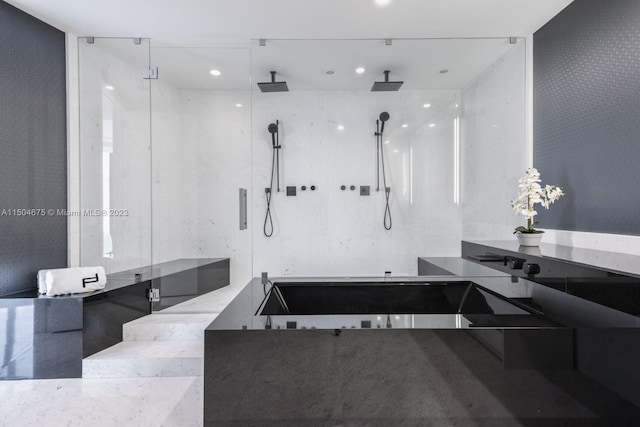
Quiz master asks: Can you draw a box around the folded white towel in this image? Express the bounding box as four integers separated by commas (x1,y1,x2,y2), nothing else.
37,270,47,294
38,266,107,296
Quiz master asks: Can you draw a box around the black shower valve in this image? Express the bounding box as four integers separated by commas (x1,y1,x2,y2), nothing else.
509,258,524,269
310,185,316,191
341,185,346,191
301,185,306,191
524,263,541,275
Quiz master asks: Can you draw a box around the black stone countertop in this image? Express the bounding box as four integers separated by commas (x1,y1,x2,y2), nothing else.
418,257,510,276
466,240,640,278
463,241,640,318
0,258,227,299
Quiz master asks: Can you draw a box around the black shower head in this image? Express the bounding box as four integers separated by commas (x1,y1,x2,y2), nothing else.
371,70,403,92
268,122,279,147
379,112,390,135
258,71,289,93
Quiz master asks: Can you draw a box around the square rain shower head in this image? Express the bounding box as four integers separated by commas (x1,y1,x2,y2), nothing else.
258,71,289,93
371,70,403,92
258,81,289,92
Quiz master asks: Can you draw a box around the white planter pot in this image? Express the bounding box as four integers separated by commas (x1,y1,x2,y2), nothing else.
516,233,543,247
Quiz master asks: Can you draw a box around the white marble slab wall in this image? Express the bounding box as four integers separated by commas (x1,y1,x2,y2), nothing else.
178,90,252,285
460,42,527,241
251,90,461,277
150,78,187,265
78,39,152,273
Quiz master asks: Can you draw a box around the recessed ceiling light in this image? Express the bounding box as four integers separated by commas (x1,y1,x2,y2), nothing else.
376,0,392,6
428,123,436,128
384,140,390,144
209,69,221,76
455,104,459,108
355,67,365,74
439,69,449,74
423,103,431,108
402,124,408,128
337,124,345,131
235,103,243,108
326,70,335,75
104,85,115,91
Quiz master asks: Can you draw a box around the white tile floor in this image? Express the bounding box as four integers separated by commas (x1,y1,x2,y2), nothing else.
0,282,245,427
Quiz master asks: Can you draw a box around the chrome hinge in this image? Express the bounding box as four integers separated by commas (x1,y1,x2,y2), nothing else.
147,288,160,302
143,66,158,80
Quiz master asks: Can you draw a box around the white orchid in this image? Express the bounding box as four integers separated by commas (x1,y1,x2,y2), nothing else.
511,168,564,234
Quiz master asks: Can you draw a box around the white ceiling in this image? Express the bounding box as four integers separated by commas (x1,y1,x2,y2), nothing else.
9,0,574,91
8,0,573,45
249,39,517,91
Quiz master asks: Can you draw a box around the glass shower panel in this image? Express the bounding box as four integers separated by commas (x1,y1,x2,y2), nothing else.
78,38,152,276
250,38,524,278
149,46,252,312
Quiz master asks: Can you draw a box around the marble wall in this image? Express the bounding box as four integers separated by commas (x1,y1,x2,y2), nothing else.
149,75,188,266
460,42,527,241
176,90,252,285
252,90,461,277
151,85,461,281
78,39,152,273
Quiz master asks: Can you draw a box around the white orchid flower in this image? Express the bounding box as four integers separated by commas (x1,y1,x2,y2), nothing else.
511,169,564,233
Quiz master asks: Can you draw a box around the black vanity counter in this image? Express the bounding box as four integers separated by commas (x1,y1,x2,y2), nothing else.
462,240,640,320
463,239,640,278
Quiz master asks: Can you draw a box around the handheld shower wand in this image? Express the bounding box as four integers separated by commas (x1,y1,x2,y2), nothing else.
268,123,279,147
375,112,392,230
379,111,390,136
264,121,282,237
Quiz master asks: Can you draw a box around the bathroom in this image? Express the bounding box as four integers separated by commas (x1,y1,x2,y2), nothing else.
2,0,640,425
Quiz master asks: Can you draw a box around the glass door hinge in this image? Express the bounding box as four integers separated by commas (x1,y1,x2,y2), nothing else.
147,288,160,302
143,66,158,79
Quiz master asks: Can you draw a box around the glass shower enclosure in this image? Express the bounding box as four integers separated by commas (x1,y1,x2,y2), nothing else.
78,38,252,312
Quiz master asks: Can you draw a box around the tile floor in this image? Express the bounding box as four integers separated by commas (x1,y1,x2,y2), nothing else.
0,282,245,427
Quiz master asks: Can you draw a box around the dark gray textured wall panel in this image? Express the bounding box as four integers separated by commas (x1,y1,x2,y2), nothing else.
533,0,640,235
0,1,67,295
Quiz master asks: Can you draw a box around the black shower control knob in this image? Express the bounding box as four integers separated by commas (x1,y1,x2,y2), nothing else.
524,263,541,275
509,259,523,269
301,186,306,191
341,185,346,191
350,185,355,191
310,185,316,191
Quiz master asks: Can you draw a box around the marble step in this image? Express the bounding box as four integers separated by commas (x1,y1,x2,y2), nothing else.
123,313,218,341
83,340,203,378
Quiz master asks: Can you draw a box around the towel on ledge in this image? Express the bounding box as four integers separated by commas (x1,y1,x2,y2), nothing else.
37,266,107,296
